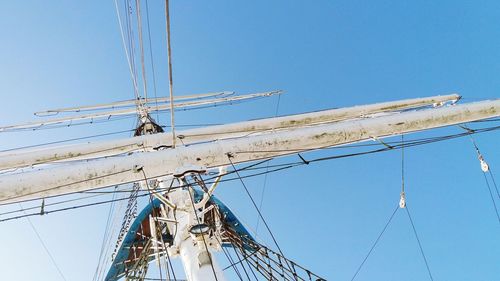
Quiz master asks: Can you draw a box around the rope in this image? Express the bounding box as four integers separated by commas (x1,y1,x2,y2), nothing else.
113,0,140,99
92,186,118,281
141,169,177,281
135,0,149,103
97,188,129,281
401,135,405,194
488,168,500,200
0,193,107,216
460,125,500,223
227,155,297,279
481,172,500,223
222,249,260,271
208,198,257,280
125,0,139,99
405,206,434,281
350,205,399,281
220,246,245,280
144,0,160,123
0,191,138,223
165,0,176,147
256,93,282,233
231,245,253,281
0,129,134,153
401,136,434,280
19,203,67,281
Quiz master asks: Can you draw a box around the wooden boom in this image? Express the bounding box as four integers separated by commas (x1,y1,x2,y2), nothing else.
0,98,497,203
0,94,459,170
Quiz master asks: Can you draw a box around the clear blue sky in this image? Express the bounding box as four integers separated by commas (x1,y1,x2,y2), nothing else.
0,1,498,280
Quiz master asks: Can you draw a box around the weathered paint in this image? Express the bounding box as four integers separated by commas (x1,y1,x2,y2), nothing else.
0,94,460,171
0,91,280,132
0,99,497,203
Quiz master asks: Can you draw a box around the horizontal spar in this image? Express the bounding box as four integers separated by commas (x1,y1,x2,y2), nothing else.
0,99,497,204
0,91,281,132
34,91,235,116
0,94,460,171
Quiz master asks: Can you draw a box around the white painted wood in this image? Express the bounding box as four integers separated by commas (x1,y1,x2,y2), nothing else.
0,94,460,171
0,91,280,132
34,91,235,116
0,99,497,203
167,185,226,281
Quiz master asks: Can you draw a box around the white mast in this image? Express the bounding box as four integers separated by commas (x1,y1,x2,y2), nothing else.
0,97,498,281
167,182,227,281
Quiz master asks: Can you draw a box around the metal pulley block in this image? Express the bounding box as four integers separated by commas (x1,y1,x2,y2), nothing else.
399,191,406,208
479,155,489,172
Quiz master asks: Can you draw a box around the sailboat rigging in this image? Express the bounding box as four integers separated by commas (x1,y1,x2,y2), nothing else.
0,1,499,281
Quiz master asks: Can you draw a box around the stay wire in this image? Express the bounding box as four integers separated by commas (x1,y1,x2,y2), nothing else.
256,93,281,233
92,186,118,281
135,0,149,103
0,165,289,223
19,203,68,281
261,245,326,280
125,0,139,99
165,0,176,147
224,235,262,280
0,193,107,216
0,129,134,153
220,245,245,280
97,190,130,281
0,114,138,133
231,244,256,281
0,144,472,217
0,193,140,223
144,0,160,123
227,240,252,281
481,172,500,223
241,250,261,281
146,188,165,281
401,135,405,194
114,0,140,98
141,169,177,281
227,155,297,279
462,125,500,200
402,135,434,280
222,248,260,271
0,158,273,211
461,125,500,222
350,205,399,281
208,198,259,280
405,206,434,281
488,167,500,200
210,206,246,280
